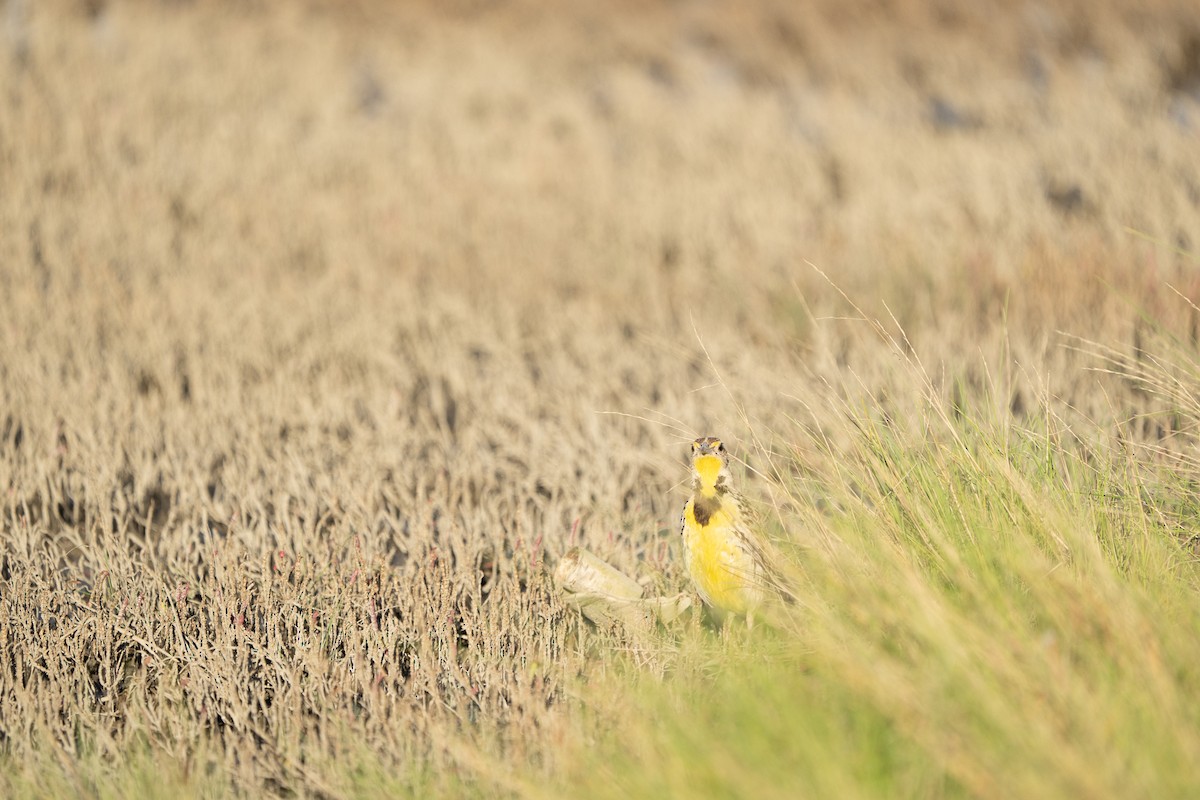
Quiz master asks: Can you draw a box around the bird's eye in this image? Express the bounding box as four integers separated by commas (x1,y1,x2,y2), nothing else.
716,442,725,452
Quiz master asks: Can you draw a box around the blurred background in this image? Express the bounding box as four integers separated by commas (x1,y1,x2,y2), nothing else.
6,1,1200,390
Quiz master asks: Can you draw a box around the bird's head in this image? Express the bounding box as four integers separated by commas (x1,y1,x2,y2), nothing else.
690,436,732,495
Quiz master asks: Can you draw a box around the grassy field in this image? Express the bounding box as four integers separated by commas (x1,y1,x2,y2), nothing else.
3,0,1200,796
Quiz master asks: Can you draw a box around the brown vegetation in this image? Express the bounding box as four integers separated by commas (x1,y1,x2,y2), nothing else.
1,0,1199,794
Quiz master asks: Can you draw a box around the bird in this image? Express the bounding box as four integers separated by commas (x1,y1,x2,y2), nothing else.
679,436,776,625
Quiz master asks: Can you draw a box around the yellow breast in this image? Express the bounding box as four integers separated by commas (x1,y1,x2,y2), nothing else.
682,497,762,615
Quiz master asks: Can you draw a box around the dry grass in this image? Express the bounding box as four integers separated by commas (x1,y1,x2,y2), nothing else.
2,0,1200,796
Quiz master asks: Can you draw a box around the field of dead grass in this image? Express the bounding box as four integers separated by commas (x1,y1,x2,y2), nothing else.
2,0,1200,796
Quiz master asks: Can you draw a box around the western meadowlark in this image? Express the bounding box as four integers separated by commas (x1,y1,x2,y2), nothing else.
679,436,771,623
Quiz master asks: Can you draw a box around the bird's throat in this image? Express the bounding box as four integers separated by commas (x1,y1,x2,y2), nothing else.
694,455,722,497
